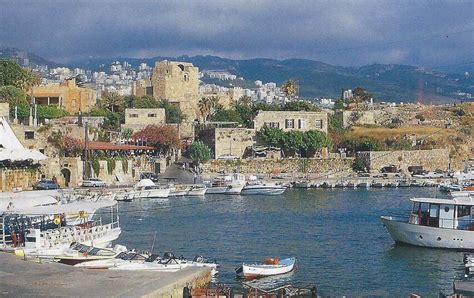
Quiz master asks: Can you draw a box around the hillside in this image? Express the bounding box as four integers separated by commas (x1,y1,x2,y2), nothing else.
71,55,473,103
0,47,60,68
1,47,473,103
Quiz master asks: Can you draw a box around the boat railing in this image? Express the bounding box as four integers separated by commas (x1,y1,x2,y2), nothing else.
39,221,120,249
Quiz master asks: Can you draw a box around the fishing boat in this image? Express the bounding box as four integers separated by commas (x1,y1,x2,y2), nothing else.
205,174,245,195
381,196,474,249
54,242,126,265
74,251,153,269
187,185,207,196
127,179,170,199
235,257,296,279
241,181,286,196
1,200,121,257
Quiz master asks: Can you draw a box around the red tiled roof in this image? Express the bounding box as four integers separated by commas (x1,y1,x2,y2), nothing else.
83,141,155,151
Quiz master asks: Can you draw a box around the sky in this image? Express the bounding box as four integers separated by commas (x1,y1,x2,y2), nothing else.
0,0,473,67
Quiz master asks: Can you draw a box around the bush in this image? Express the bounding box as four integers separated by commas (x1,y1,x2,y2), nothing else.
188,141,211,163
352,156,369,172
415,114,425,122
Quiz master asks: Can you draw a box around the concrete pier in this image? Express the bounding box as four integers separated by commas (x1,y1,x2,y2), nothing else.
0,252,211,297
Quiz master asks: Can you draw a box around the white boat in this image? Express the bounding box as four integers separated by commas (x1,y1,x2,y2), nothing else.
294,180,310,189
187,185,207,196
1,200,121,257
451,190,474,198
110,254,219,275
74,251,153,269
241,182,286,196
205,174,245,195
54,242,126,265
381,196,474,249
236,257,296,279
127,179,170,199
168,184,189,197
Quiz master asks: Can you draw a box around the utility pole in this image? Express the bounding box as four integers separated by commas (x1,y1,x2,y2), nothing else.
83,122,89,180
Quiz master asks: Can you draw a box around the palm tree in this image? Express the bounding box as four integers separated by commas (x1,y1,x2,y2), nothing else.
198,96,221,122
281,80,298,100
101,92,124,113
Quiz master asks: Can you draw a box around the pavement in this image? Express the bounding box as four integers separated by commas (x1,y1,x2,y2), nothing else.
0,252,211,297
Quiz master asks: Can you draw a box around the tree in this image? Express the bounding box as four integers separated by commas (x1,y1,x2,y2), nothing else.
334,98,345,110
124,95,161,109
281,130,305,156
233,95,254,127
198,96,221,122
352,87,373,103
352,156,369,172
48,131,83,157
100,92,124,113
0,85,28,106
257,126,284,148
188,141,211,163
303,130,332,156
211,108,243,124
0,59,40,91
284,101,320,112
281,80,298,100
157,99,185,123
133,125,180,153
37,105,69,119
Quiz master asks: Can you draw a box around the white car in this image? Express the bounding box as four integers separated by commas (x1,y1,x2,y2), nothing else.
82,178,107,187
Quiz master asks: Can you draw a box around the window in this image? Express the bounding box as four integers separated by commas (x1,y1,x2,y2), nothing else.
148,113,157,118
285,119,295,129
315,119,323,129
264,122,279,128
25,131,35,140
458,205,471,217
184,74,189,82
129,114,138,118
298,119,306,129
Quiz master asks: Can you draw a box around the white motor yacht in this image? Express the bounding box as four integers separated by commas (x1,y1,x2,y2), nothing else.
381,196,474,249
241,177,286,196
127,179,170,199
187,185,207,196
205,174,245,195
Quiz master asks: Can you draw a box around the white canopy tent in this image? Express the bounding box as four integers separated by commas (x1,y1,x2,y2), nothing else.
0,117,47,162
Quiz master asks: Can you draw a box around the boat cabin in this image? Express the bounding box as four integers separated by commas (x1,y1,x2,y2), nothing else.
409,197,474,230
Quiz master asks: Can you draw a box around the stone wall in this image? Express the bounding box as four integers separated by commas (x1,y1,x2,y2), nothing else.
0,169,40,192
202,157,354,177
358,148,450,173
214,128,255,158
253,111,328,134
0,102,9,120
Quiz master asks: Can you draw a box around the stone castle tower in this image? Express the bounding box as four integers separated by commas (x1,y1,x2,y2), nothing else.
151,60,199,121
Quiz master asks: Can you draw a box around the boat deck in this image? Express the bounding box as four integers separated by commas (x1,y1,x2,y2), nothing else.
0,252,211,297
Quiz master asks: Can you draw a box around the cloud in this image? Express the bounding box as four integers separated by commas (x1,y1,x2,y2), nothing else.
0,0,473,67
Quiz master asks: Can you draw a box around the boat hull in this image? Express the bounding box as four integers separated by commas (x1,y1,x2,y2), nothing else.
131,188,170,199
206,185,244,195
241,186,286,196
381,216,474,250
187,188,207,196
241,258,296,278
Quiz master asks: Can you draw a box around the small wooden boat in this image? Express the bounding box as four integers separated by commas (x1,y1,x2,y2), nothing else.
235,257,296,279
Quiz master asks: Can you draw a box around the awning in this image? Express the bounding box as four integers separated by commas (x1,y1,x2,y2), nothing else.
9,200,117,216
83,141,155,151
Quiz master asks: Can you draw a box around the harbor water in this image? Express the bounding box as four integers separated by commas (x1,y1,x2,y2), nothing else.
116,187,464,296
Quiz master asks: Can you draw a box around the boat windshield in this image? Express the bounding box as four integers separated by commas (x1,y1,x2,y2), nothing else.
145,254,160,262
409,201,474,230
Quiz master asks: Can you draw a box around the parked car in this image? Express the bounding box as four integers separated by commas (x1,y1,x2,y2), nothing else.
33,180,59,190
82,178,107,188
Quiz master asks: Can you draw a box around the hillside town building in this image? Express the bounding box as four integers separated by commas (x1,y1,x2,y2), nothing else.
122,108,166,131
31,78,97,113
253,111,328,134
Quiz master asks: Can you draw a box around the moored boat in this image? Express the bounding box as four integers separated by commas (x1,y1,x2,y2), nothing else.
205,174,245,195
381,196,474,249
235,257,296,279
128,179,171,199
54,242,124,265
241,181,286,196
187,185,207,196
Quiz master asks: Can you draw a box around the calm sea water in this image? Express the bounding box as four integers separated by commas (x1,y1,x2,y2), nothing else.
115,187,465,296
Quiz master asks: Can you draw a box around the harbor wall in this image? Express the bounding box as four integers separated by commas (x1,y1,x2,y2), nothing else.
0,169,40,192
358,148,450,173
202,157,354,177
